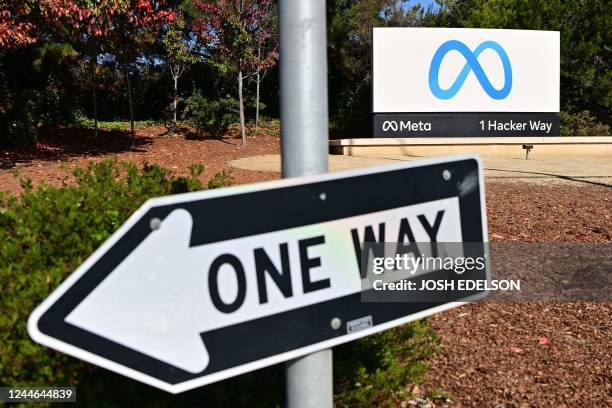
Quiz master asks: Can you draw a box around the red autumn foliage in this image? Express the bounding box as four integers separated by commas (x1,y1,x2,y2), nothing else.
0,7,37,48
191,0,277,70
0,1,176,49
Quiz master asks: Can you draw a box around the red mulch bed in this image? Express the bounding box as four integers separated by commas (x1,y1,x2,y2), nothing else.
1,126,610,407
0,125,280,195
425,301,610,408
425,182,611,407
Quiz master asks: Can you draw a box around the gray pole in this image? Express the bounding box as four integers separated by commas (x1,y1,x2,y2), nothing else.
278,1,332,408
279,0,329,178
286,350,333,407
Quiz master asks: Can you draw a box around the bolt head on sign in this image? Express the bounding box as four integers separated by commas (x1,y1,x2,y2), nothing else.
28,154,489,393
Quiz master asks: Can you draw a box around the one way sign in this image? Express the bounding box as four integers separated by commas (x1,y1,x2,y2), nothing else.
28,154,488,393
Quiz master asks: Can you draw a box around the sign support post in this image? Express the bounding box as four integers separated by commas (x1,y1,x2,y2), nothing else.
278,1,332,407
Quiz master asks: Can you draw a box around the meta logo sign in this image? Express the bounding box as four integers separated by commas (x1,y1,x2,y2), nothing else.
428,40,512,100
373,28,559,113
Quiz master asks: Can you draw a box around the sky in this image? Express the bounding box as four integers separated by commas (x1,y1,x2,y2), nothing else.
406,0,441,11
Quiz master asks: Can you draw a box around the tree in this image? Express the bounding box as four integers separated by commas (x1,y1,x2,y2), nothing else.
72,0,175,147
250,1,276,131
326,0,423,135
41,1,177,143
42,0,112,137
162,15,198,134
191,0,277,146
112,1,176,147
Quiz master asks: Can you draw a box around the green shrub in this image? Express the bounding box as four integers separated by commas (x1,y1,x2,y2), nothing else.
0,89,40,148
560,110,610,136
182,90,240,136
334,320,438,407
0,160,278,406
37,77,76,127
207,170,232,189
70,111,161,131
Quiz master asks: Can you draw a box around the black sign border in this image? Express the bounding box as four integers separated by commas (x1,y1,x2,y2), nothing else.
35,158,485,387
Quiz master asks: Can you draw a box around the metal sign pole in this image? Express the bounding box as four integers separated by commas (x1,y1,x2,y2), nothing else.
278,1,332,407
279,0,329,177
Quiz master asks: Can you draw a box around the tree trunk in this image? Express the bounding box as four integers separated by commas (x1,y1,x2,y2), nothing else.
238,69,246,146
125,65,135,149
255,69,260,132
91,59,98,138
255,44,261,132
173,74,178,134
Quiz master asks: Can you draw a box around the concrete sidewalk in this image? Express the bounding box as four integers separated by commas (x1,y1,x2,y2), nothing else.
230,153,612,184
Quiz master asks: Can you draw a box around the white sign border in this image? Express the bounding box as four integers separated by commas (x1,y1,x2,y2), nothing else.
28,153,488,394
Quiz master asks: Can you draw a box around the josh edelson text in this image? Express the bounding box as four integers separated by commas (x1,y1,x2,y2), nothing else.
369,253,521,292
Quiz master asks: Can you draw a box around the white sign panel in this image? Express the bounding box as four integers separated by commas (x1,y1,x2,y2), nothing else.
373,27,560,113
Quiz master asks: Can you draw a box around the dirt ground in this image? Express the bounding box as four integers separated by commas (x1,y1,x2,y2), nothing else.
0,125,280,195
425,183,611,407
1,127,610,407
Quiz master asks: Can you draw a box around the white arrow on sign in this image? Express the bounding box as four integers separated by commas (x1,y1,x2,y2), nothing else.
66,209,210,373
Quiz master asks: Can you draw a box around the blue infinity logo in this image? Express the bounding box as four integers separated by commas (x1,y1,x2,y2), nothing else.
428,40,512,100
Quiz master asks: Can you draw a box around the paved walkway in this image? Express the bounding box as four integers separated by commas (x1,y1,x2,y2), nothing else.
230,153,612,185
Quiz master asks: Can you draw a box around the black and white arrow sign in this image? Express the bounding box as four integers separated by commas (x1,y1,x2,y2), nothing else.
28,155,488,393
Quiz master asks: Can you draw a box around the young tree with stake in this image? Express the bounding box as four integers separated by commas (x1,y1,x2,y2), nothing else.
191,0,276,146
250,0,277,132
162,15,198,134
